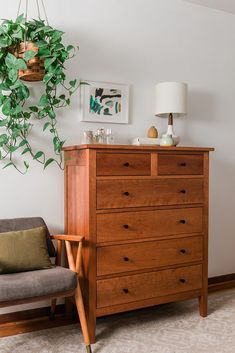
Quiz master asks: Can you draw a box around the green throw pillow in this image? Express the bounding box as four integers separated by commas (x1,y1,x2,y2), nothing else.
0,226,53,274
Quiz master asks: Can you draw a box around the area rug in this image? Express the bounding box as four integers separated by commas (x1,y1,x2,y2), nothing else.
1,288,235,353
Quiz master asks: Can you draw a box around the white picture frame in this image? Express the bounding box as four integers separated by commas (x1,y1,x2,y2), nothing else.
80,80,129,124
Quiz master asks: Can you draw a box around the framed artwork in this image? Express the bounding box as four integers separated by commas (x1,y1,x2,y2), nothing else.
80,80,129,124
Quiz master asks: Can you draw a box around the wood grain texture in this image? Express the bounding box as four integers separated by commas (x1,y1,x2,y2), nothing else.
97,178,204,209
158,153,203,175
64,145,213,341
97,264,202,308
97,152,151,176
97,207,203,243
97,236,203,276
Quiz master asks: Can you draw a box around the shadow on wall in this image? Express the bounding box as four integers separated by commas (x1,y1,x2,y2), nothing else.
188,89,219,122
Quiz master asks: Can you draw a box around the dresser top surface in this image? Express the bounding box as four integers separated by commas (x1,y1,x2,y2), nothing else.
63,144,214,152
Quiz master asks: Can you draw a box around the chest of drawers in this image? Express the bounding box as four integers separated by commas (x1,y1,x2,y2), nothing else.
63,144,213,343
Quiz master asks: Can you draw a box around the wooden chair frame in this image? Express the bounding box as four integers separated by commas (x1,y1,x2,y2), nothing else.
0,234,92,353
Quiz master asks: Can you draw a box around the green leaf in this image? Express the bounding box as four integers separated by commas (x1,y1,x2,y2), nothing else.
8,69,18,83
2,99,11,115
21,147,31,155
0,35,12,47
43,122,51,131
39,94,49,106
9,145,18,152
0,134,8,146
16,14,25,24
48,109,56,119
44,158,55,169
19,139,28,147
51,30,64,42
38,47,51,57
5,53,17,68
24,161,29,169
3,162,14,169
23,50,36,61
44,57,56,69
33,151,44,160
43,72,53,84
67,45,74,52
59,94,65,100
16,58,27,70
69,79,77,88
0,119,7,127
29,106,39,112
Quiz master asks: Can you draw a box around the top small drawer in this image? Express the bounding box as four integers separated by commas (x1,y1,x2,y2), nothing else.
158,154,203,175
97,153,151,176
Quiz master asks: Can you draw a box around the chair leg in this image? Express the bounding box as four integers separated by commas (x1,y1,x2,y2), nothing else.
50,298,57,320
74,283,92,353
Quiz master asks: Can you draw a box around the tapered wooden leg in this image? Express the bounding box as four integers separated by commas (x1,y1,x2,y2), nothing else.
75,283,92,352
50,298,57,320
199,294,208,317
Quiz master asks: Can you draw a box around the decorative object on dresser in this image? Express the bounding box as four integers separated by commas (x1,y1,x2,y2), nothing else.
0,217,92,353
155,81,188,145
63,144,214,343
80,80,129,124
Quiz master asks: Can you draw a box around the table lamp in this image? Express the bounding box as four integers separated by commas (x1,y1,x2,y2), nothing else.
155,82,188,145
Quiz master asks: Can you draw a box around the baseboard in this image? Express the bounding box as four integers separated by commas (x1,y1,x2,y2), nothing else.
1,273,235,338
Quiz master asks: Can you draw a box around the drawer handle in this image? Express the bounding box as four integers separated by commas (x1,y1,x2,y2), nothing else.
123,288,129,294
180,249,187,254
180,219,186,224
123,256,129,262
179,278,186,284
123,191,130,196
123,162,130,167
123,224,129,229
180,189,186,194
180,162,187,167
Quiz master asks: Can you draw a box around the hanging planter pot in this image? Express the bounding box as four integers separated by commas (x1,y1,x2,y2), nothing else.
17,41,45,81
0,2,79,173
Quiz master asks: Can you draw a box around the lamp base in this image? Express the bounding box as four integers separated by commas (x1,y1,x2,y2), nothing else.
164,125,180,146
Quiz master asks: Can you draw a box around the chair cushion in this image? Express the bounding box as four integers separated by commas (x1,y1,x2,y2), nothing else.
0,217,56,257
0,227,53,274
0,267,77,303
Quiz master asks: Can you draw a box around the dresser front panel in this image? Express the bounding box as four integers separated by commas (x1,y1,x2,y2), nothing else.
97,264,202,308
97,178,204,209
97,207,203,243
158,153,203,175
96,152,151,176
97,236,203,276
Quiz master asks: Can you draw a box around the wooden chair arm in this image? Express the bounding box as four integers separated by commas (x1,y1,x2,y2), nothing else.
50,234,84,242
50,234,84,274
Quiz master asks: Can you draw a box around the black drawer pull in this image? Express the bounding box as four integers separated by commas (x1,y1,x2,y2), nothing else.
123,224,129,229
123,288,129,293
179,278,186,283
180,219,186,224
123,191,129,196
180,249,186,254
123,257,129,262
123,162,130,167
180,189,186,194
180,162,187,167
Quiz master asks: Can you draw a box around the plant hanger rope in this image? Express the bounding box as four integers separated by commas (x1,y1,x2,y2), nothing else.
16,0,49,24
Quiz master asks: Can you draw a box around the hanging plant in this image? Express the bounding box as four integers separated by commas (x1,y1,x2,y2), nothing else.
0,13,78,173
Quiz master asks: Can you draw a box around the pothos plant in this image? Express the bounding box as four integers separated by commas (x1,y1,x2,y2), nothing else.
0,14,78,173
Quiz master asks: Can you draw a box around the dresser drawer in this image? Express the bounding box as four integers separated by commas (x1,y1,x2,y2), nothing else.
97,152,151,176
97,236,202,276
158,154,203,175
97,179,204,209
97,264,202,308
97,207,203,243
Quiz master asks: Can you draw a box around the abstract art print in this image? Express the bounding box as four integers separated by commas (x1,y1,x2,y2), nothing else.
80,81,129,123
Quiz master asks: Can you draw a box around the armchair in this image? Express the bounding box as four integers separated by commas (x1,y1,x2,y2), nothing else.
0,217,92,353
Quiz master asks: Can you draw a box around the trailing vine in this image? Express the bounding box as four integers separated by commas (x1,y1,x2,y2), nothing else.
0,14,78,173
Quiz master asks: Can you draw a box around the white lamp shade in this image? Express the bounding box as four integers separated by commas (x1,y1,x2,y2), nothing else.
155,82,188,117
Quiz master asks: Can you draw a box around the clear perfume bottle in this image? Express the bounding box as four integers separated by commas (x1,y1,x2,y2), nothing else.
106,128,114,144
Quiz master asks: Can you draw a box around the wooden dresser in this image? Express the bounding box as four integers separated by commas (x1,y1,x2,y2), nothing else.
63,144,214,342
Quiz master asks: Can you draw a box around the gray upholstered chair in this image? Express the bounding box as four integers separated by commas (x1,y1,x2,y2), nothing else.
0,217,92,353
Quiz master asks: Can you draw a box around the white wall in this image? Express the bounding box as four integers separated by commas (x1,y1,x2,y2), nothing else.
1,0,235,313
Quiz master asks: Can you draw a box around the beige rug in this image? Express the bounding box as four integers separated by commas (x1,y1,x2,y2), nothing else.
1,289,235,353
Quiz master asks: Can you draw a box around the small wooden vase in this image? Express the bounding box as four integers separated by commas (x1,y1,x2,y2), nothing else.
147,126,158,138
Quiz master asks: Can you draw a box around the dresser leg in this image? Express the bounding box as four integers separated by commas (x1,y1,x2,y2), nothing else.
87,313,96,344
198,294,208,317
